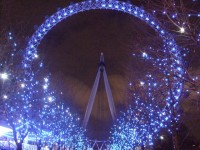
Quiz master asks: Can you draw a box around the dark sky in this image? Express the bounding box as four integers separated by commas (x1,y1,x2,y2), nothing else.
38,9,160,139
1,0,164,140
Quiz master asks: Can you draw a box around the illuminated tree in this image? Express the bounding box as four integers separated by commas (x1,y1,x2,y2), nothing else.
0,32,41,149
141,0,200,111
140,1,200,149
110,39,185,149
141,0,200,49
46,102,85,149
110,74,168,149
30,78,86,149
0,32,86,150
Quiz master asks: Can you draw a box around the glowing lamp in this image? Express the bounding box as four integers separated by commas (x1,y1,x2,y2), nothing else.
21,83,25,88
3,95,8,99
180,27,185,33
142,52,148,58
0,72,8,80
43,85,48,90
160,135,164,140
44,78,48,82
48,96,54,102
140,81,145,86
34,54,39,58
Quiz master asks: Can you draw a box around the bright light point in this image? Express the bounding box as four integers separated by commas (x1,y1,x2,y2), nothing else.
40,63,43,67
44,78,48,82
140,81,145,86
175,96,179,100
3,95,8,99
43,85,48,90
34,54,39,58
0,72,8,80
160,135,164,140
48,96,54,102
142,52,148,58
179,27,185,33
21,83,25,88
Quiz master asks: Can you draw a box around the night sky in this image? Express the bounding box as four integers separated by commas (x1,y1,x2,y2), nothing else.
2,0,199,141
38,9,159,139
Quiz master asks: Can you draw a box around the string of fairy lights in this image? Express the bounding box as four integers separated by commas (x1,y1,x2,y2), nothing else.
0,0,199,149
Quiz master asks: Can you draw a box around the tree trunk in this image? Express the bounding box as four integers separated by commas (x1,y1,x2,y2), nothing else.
172,132,180,150
16,142,23,150
141,144,145,150
11,124,22,150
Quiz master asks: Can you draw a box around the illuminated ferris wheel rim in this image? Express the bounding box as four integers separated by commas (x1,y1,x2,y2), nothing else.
23,0,184,99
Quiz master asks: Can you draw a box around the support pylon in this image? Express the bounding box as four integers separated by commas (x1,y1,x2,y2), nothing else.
83,53,116,128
